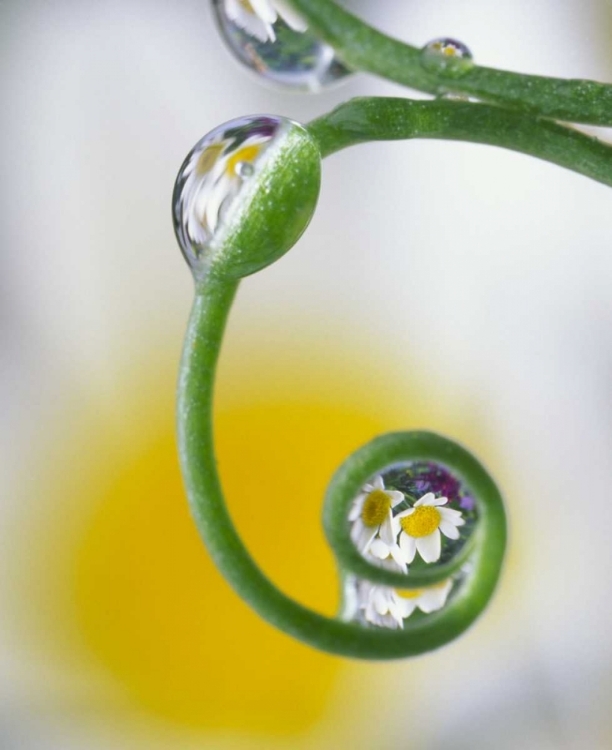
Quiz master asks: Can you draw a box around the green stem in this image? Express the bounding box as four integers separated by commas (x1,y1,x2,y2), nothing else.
308,97,612,188
289,0,612,126
177,277,507,658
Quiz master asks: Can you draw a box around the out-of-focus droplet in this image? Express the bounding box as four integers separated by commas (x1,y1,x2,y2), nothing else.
420,37,474,76
348,460,478,574
173,114,321,280
439,91,470,102
211,0,351,92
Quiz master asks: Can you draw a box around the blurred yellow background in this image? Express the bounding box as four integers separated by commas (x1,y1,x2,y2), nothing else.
2,1,612,749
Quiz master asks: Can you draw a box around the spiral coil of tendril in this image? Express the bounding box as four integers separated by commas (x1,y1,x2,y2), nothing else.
167,0,612,663
173,112,508,659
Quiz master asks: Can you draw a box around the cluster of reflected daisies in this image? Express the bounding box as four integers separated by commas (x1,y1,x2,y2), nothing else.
345,467,475,630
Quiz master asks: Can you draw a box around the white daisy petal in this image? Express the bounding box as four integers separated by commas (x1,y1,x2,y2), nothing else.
395,507,414,520
389,544,408,573
429,496,449,507
373,588,390,615
378,510,395,546
399,533,417,564
250,0,277,24
438,509,465,527
439,506,463,520
439,520,460,540
416,530,441,563
372,476,384,490
388,490,405,506
205,174,230,233
418,581,452,613
369,538,390,559
273,0,308,31
350,519,364,545
414,492,436,507
348,499,363,522
396,597,417,619
358,526,377,553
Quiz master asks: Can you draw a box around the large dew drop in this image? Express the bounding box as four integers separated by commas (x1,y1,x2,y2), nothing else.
420,37,474,76
348,460,478,575
172,115,321,280
211,0,351,92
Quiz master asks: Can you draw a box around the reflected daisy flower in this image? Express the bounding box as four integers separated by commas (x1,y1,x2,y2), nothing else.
368,537,407,574
396,493,465,564
356,581,406,630
394,578,453,618
179,118,281,250
348,475,404,557
356,579,453,629
224,0,307,43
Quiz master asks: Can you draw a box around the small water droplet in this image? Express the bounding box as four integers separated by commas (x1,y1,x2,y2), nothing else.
439,91,470,102
420,37,474,76
348,460,479,575
235,160,255,178
212,0,351,92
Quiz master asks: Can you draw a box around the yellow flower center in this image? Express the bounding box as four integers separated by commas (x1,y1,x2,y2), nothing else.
396,588,422,600
400,506,441,538
396,579,448,599
196,143,223,175
360,489,391,527
226,144,262,176
238,0,255,13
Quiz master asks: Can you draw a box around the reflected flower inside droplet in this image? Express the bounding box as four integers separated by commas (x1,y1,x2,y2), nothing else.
174,116,275,261
396,493,465,564
421,37,474,76
212,0,351,91
395,578,453,618
223,0,307,43
348,475,404,563
349,461,477,572
351,578,454,630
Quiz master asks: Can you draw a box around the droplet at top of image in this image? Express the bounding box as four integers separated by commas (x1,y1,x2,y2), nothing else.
212,0,351,92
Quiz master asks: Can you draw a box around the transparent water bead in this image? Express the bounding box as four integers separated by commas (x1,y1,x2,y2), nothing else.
348,461,478,574
172,114,321,279
212,0,351,92
420,38,474,76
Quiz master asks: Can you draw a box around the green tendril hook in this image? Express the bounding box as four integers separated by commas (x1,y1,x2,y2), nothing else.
172,107,511,659
173,1,612,658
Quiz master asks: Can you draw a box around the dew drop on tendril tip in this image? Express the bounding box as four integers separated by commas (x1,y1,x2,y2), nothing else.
172,114,321,280
420,38,474,76
211,0,351,92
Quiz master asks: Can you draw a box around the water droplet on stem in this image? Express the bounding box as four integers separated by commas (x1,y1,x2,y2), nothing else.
420,37,474,76
211,0,351,92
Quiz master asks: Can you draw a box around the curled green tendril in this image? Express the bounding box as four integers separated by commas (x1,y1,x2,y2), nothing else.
288,0,612,126
173,89,561,657
178,278,506,659
174,49,612,654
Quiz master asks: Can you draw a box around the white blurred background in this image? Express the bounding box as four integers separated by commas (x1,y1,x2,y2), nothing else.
2,1,612,748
